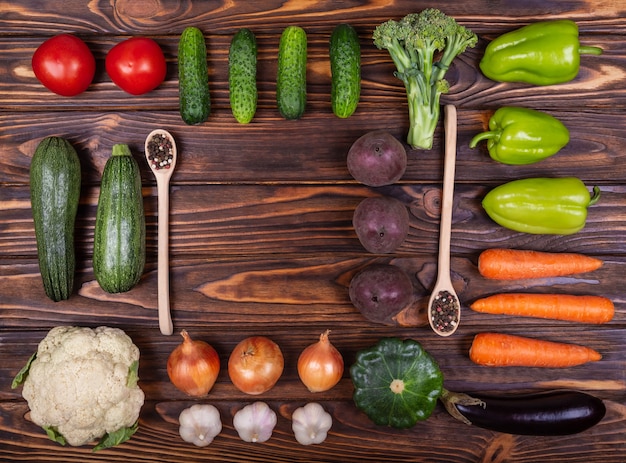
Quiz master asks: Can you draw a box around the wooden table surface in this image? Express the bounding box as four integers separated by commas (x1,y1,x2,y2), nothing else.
1,1,625,461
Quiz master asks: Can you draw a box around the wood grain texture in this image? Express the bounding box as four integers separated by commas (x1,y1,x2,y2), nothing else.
1,1,626,461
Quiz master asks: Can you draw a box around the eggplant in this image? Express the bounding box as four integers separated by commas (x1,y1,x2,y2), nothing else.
441,390,606,436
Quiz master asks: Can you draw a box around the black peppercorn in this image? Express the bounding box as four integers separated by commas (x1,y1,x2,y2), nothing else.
430,290,459,333
146,133,173,170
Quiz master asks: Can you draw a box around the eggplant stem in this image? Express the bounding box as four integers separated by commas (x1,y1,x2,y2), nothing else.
440,389,485,426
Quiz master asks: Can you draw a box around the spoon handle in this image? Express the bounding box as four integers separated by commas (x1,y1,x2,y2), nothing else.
156,176,174,335
438,105,457,278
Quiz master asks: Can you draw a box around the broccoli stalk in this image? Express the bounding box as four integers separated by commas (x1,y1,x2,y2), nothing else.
373,9,477,150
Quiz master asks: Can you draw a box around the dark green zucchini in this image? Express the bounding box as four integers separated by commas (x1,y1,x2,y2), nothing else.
30,136,81,301
93,144,145,293
330,24,361,118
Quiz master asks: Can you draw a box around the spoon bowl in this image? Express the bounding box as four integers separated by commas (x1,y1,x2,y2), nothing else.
428,105,461,337
146,129,177,176
145,129,177,335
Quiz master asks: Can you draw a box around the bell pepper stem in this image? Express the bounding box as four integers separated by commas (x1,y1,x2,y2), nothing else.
579,45,603,56
469,131,498,149
589,185,601,206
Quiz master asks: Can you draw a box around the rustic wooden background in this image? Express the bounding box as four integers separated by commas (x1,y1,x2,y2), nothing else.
1,0,625,461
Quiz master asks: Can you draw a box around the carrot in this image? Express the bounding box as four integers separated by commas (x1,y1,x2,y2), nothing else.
478,248,603,280
469,332,602,368
470,293,614,324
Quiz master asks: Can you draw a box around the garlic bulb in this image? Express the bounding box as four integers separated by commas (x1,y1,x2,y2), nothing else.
178,404,222,447
232,401,277,443
292,402,332,445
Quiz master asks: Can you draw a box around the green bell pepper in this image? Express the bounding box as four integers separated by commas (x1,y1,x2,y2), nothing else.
479,20,603,85
469,106,570,165
482,177,600,235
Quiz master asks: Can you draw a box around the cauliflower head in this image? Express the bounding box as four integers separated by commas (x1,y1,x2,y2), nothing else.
15,326,145,449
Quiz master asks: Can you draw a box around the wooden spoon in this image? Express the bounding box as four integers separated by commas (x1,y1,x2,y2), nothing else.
428,105,461,337
145,129,177,335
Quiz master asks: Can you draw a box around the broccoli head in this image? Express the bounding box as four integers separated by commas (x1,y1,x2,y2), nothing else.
373,9,477,149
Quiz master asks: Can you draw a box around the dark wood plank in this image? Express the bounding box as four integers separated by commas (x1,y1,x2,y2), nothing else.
3,183,626,260
1,110,626,185
1,0,624,36
0,33,622,112
2,1,626,461
3,325,625,400
2,253,624,332
2,325,625,461
1,398,624,463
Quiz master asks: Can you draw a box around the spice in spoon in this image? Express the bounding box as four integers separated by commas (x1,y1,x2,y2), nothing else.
430,290,460,334
146,133,174,170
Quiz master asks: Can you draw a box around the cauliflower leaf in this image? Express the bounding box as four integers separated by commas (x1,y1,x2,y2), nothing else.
93,421,139,452
43,426,67,446
11,352,36,389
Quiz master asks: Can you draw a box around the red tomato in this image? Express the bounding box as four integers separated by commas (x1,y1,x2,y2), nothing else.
32,34,95,96
106,37,167,95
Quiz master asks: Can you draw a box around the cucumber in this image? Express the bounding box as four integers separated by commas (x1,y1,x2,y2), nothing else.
330,24,361,118
93,144,145,293
30,136,81,302
276,26,307,120
178,26,211,125
229,28,258,124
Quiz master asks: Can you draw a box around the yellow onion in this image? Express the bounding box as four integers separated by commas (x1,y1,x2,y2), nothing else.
297,330,344,392
228,336,284,395
167,330,220,396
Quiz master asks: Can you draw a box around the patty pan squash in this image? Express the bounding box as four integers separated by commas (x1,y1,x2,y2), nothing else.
350,337,443,428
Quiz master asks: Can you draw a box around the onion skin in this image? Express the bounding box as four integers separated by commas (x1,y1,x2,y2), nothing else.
297,330,344,392
167,330,220,397
228,336,284,395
